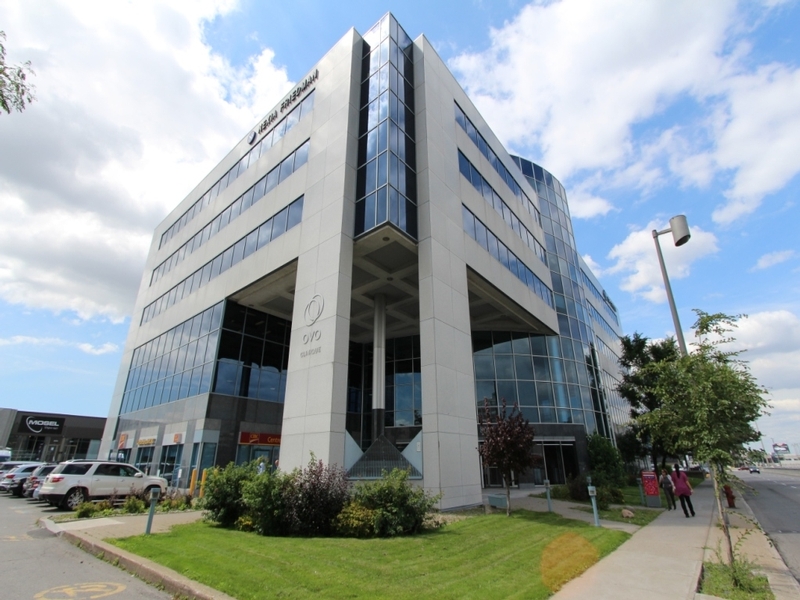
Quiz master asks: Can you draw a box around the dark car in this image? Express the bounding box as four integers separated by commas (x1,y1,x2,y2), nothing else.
749,466,760,473
22,464,56,498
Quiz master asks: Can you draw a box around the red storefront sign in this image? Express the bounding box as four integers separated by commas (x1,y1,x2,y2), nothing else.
239,432,282,446
641,471,659,496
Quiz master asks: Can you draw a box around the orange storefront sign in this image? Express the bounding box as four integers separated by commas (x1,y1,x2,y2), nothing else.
239,432,282,446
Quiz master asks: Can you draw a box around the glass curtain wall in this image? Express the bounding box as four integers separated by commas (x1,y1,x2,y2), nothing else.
212,301,291,402
346,335,422,450
355,13,417,239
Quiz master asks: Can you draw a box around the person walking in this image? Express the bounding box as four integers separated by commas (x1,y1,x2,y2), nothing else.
660,468,676,510
671,463,695,517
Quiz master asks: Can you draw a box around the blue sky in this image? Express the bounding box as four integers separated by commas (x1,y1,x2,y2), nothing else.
1,0,798,452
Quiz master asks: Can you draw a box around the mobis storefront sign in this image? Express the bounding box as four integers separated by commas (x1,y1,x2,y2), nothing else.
18,415,64,435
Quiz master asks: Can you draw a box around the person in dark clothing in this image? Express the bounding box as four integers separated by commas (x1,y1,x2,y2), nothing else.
660,468,676,510
671,463,695,517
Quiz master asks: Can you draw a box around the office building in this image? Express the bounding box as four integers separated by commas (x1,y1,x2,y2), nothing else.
99,14,626,509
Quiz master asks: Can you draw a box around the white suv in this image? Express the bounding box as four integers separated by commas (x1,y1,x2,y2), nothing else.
39,461,167,510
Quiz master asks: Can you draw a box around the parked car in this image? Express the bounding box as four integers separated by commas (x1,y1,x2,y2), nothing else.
737,465,749,470
0,461,26,476
749,465,761,473
39,461,167,510
22,464,56,498
0,463,45,496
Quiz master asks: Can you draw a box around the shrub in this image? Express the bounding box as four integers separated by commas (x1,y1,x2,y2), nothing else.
333,501,376,538
122,495,146,514
595,486,612,510
241,469,294,536
76,502,97,518
566,474,589,502
548,484,570,500
350,469,439,537
158,489,194,512
281,457,349,537
200,461,258,527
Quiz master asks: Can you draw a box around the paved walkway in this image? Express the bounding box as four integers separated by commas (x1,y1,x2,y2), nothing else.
40,482,800,600
489,481,800,600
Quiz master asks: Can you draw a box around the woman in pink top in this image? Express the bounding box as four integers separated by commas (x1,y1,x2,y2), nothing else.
671,464,695,518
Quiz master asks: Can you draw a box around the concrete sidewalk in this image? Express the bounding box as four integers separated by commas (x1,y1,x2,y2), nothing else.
40,482,800,600
491,482,800,600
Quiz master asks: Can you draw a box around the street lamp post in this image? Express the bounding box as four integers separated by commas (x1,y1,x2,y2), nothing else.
652,215,691,356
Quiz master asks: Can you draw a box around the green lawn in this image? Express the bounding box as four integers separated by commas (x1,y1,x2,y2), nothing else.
570,505,662,527
111,510,629,599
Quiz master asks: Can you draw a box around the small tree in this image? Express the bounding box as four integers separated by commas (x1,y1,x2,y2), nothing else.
479,398,536,516
587,433,626,489
637,311,769,573
1,31,36,114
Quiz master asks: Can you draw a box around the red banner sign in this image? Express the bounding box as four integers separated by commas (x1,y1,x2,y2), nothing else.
239,432,282,446
641,471,659,497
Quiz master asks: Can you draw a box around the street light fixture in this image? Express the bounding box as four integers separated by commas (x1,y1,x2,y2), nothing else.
652,215,691,356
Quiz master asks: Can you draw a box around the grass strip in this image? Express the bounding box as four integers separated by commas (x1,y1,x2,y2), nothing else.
569,505,661,526
701,562,774,600
111,510,629,599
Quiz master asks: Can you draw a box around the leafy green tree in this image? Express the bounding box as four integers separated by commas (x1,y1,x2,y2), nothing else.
615,424,648,468
0,31,36,114
479,398,536,516
636,311,769,569
618,333,681,470
587,433,626,489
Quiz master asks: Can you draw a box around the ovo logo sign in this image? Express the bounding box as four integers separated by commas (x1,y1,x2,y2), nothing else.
304,294,324,327
301,294,324,357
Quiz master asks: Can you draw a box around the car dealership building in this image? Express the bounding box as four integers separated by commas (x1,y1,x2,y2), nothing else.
99,14,626,509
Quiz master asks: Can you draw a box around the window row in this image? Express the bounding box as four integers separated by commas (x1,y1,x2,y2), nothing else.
511,155,568,209
455,103,540,225
219,302,290,345
362,14,413,60
462,205,554,309
580,268,619,326
586,302,619,340
121,361,214,414
130,303,223,369
152,140,310,285
459,151,546,265
126,330,219,397
361,89,415,140
142,196,304,324
475,353,592,388
476,380,602,427
159,92,315,249
472,331,593,366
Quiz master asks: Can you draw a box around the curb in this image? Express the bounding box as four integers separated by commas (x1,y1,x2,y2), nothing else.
697,491,800,600
41,518,235,600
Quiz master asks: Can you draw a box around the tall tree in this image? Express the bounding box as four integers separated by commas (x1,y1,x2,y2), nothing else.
479,398,536,516
617,333,681,469
0,31,36,114
637,311,769,568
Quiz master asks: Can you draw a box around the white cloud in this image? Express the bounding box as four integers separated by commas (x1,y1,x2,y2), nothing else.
450,0,800,225
605,219,719,303
0,335,118,355
711,65,800,224
0,1,292,321
581,254,604,277
450,1,735,178
750,250,796,271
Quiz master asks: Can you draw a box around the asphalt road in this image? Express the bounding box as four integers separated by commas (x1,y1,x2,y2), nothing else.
0,492,169,600
739,466,800,584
